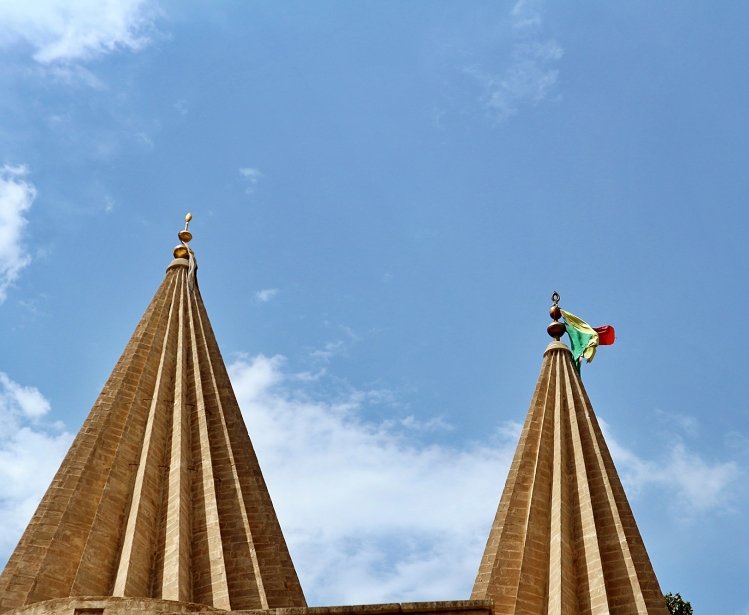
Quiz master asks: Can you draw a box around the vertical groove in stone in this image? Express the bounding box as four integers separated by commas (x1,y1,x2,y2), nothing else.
185,287,231,610
548,352,577,615
149,412,172,599
473,343,668,615
562,355,610,614
161,270,192,602
513,357,555,615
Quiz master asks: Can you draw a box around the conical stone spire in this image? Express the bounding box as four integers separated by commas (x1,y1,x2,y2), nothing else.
471,295,667,615
0,217,306,612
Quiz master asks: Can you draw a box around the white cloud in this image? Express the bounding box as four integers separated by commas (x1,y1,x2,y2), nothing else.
0,0,157,64
255,288,278,303
309,340,347,363
0,373,50,419
0,372,72,557
239,167,262,181
655,408,699,436
0,165,35,303
467,0,563,123
228,354,515,605
603,419,740,518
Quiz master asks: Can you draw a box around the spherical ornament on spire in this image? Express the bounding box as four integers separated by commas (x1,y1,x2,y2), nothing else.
173,213,193,259
547,291,565,340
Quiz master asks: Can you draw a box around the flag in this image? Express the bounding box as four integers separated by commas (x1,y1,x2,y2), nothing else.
560,309,615,369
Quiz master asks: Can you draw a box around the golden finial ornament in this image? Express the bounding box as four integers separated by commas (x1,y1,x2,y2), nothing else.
173,213,193,259
179,212,193,243
547,291,566,340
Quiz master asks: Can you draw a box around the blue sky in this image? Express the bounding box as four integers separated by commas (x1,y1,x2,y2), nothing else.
0,1,747,612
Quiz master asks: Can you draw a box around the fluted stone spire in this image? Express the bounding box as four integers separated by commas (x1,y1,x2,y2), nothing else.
471,295,667,615
0,217,305,612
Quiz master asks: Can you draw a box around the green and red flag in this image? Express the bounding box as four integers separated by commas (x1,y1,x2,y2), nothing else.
560,309,615,369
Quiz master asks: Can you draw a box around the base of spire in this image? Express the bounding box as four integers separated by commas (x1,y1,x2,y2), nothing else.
1,598,493,615
1,596,221,615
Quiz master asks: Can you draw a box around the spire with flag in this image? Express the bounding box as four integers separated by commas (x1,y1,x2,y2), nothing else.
473,291,667,614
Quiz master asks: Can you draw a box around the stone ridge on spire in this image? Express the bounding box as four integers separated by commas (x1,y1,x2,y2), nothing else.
471,338,668,614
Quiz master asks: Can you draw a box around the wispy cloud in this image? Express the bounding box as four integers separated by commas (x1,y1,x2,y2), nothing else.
603,418,740,519
0,0,158,65
0,165,35,303
40,64,107,89
0,372,72,556
309,325,361,364
239,167,263,194
654,408,699,436
310,340,348,363
254,288,278,303
174,99,189,117
467,0,563,123
398,415,454,433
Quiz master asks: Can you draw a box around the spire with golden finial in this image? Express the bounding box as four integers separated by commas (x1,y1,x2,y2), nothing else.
0,210,308,611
